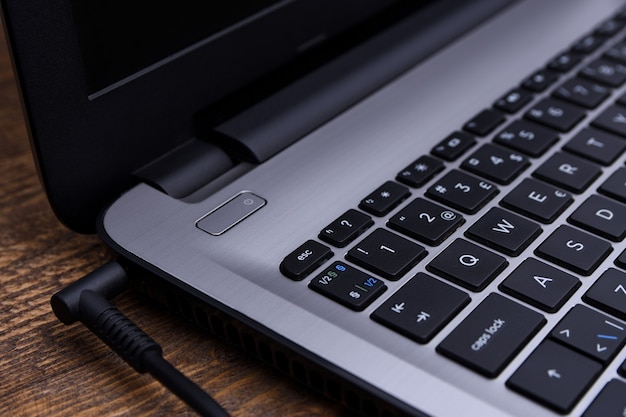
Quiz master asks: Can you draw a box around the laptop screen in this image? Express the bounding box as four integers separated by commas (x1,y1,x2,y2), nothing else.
71,0,285,95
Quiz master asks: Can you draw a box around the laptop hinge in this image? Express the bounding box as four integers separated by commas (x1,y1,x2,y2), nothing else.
209,0,516,163
134,139,234,199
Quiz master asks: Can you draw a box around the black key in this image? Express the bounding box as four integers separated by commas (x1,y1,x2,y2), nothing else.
568,194,626,241
618,91,626,106
319,209,373,248
580,58,626,87
506,340,602,414
616,248,626,270
280,240,333,280
494,88,533,113
426,170,498,214
463,109,505,136
572,34,605,54
620,359,626,377
359,181,410,216
309,261,386,311
532,152,602,193
387,198,464,246
604,40,626,64
583,380,626,417
535,225,612,276
500,178,573,223
431,131,476,161
461,144,529,185
594,18,626,37
494,119,559,157
500,258,580,313
548,51,582,73
521,69,558,92
346,228,426,281
563,128,626,166
396,155,444,188
599,167,626,203
465,207,541,256
427,238,507,291
437,293,545,378
583,268,626,320
591,104,626,138
371,272,470,343
553,78,610,109
525,98,586,132
551,305,626,364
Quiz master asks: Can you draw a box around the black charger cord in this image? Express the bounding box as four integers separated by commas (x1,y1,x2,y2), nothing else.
51,260,230,417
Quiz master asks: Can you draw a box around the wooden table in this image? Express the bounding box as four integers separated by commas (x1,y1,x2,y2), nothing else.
0,26,345,417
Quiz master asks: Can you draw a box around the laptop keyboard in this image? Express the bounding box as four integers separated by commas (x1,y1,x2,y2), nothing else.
280,8,626,415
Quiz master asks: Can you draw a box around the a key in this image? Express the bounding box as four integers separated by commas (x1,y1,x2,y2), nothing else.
463,109,505,136
521,70,558,92
465,207,541,256
387,198,464,246
461,144,529,185
535,225,612,276
500,178,573,224
319,209,373,248
547,52,582,73
591,104,626,138
532,152,601,193
563,128,626,166
427,238,507,291
371,272,470,343
494,119,559,157
568,194,626,241
525,98,586,132
346,228,427,280
494,88,533,113
583,268,626,320
499,258,580,313
309,261,386,311
506,340,602,414
431,131,476,161
437,293,545,378
396,155,444,188
425,170,498,214
553,78,610,109
359,181,410,216
280,240,333,280
580,58,626,87
599,167,626,203
583,380,626,417
551,305,626,363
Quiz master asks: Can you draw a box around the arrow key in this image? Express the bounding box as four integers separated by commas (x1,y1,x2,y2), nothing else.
583,379,626,417
507,340,602,414
550,304,626,363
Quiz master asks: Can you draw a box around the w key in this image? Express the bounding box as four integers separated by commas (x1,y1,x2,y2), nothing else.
465,207,542,256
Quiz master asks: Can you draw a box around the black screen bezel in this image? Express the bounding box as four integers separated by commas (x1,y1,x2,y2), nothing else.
1,0,407,232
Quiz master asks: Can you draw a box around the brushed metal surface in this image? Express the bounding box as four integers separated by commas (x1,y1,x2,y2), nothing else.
103,0,626,415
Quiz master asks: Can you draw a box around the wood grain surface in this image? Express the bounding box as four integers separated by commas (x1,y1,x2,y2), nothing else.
0,25,346,417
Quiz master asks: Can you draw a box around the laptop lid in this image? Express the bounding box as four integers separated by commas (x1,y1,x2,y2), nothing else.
0,0,433,233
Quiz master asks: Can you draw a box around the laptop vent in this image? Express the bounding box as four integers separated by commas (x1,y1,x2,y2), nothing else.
131,273,411,417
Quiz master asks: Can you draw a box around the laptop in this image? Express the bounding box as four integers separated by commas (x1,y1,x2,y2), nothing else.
4,0,626,415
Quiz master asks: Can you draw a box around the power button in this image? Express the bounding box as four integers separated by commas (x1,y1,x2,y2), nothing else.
196,192,266,236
